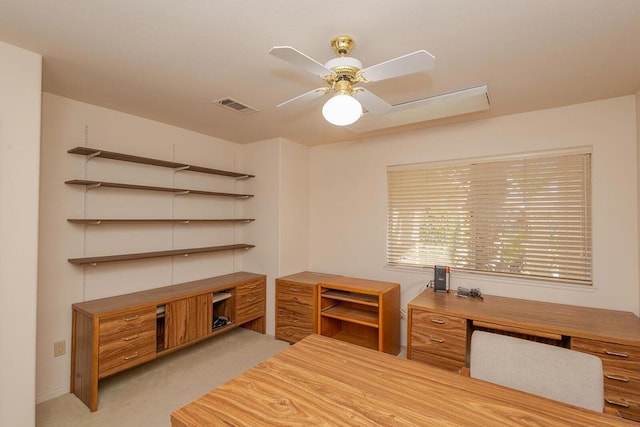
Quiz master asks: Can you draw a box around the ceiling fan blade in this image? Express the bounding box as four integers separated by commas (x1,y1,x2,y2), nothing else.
269,46,334,78
277,88,328,109
359,50,435,82
353,89,392,115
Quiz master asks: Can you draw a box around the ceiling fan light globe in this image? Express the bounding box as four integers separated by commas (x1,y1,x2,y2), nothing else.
322,94,362,126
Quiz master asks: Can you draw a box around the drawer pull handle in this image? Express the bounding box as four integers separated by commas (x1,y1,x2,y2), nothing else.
290,288,300,292
123,352,139,361
430,319,445,324
123,315,140,322
605,374,629,382
430,337,444,343
293,320,299,323
605,351,629,358
123,334,139,341
605,399,629,408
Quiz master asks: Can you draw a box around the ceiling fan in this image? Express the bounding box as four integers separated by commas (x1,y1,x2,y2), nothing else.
269,35,435,126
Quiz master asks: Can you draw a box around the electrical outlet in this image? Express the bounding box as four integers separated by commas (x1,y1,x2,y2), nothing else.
54,340,65,357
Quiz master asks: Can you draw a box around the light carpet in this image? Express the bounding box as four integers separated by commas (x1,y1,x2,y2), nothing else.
36,328,290,427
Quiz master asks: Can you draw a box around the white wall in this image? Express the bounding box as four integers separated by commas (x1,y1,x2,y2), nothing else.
637,90,640,314
279,139,310,276
0,42,42,427
309,96,639,344
243,138,281,336
37,93,250,402
243,138,310,335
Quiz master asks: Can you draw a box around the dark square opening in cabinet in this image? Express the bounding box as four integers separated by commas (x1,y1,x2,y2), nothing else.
212,289,234,331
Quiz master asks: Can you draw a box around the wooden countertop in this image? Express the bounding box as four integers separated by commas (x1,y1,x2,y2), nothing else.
171,334,632,426
409,290,640,346
72,272,264,316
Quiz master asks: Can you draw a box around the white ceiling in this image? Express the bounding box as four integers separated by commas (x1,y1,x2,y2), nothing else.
1,0,639,146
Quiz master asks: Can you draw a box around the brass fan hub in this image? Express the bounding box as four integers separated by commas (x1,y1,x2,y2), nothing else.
331,35,355,57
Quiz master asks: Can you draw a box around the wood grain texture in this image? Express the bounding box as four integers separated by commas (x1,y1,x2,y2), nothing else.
274,272,341,343
318,280,400,355
407,290,640,421
73,272,265,316
171,334,632,426
275,281,315,342
408,290,640,345
409,310,467,372
573,337,640,414
71,272,267,411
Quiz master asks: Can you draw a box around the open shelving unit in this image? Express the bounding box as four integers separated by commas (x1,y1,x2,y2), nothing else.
67,146,254,178
317,278,401,355
67,244,255,266
68,219,254,225
65,179,253,198
66,146,256,267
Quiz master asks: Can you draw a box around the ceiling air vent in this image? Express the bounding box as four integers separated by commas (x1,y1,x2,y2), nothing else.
213,97,258,114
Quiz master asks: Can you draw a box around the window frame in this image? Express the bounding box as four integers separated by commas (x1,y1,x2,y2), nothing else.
386,147,593,286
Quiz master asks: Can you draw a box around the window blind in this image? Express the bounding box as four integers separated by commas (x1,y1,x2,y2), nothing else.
387,152,592,284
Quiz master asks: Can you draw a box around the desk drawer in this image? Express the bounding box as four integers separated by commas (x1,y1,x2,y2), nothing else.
98,334,156,378
412,311,466,335
98,307,157,377
572,337,640,412
276,280,316,343
236,279,264,297
99,307,156,340
276,307,314,342
409,310,466,372
236,280,265,324
277,281,314,304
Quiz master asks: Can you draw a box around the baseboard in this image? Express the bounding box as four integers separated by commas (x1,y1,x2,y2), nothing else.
36,385,68,404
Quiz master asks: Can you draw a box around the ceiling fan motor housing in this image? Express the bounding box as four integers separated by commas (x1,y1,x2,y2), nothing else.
324,57,363,85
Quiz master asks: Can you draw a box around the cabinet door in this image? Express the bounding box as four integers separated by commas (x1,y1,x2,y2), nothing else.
165,294,211,349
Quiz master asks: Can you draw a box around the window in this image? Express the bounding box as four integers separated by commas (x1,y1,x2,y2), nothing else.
386,151,592,284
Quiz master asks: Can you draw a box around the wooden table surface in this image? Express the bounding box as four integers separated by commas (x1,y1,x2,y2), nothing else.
171,334,632,426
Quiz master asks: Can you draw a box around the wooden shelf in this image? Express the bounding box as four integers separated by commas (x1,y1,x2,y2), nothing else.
321,290,379,307
65,179,253,198
328,331,379,351
67,218,255,225
68,146,254,179
212,292,233,303
321,305,379,328
317,278,400,354
68,243,254,265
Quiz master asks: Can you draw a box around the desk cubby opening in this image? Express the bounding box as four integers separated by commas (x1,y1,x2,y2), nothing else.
212,290,234,332
156,305,166,352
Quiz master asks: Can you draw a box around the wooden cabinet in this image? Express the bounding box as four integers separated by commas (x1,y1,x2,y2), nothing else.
317,277,400,355
407,290,640,421
572,337,640,417
235,278,266,328
165,294,212,350
97,307,157,378
275,272,401,354
71,272,266,412
275,272,341,344
409,311,467,372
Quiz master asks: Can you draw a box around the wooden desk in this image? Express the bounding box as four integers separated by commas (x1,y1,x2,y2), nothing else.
407,291,640,419
171,334,631,426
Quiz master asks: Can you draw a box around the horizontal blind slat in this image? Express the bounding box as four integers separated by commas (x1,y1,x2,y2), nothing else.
387,152,592,283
